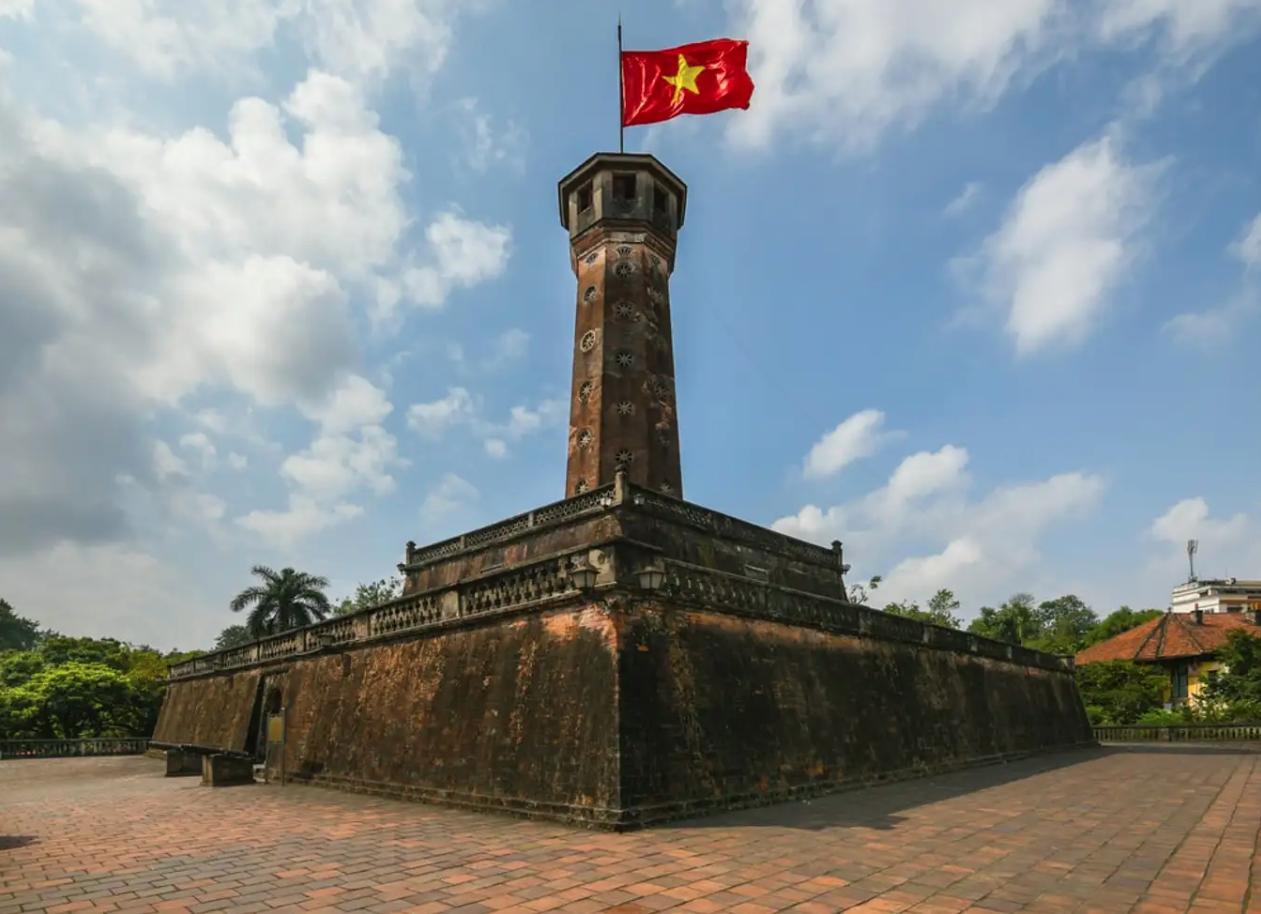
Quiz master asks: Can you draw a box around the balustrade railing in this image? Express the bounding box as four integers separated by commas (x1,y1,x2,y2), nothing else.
0,737,149,759
1094,723,1261,742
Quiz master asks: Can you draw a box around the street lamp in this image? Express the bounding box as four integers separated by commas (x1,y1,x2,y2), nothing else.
636,562,667,591
567,559,598,591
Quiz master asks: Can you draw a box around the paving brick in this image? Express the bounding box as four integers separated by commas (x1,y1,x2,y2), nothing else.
2,749,1259,914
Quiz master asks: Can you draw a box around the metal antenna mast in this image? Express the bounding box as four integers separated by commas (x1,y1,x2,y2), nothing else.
1186,539,1198,582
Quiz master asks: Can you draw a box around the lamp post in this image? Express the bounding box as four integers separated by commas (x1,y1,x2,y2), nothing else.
567,558,599,591
636,562,666,591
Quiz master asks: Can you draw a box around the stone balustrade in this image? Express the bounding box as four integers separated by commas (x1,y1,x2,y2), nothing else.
170,545,1072,681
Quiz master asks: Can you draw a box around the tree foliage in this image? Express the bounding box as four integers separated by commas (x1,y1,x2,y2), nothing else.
0,602,198,739
213,625,253,651
1075,660,1169,725
0,599,41,651
1201,632,1261,708
334,577,402,616
848,575,881,605
230,566,332,637
882,589,961,629
967,593,1040,645
1027,595,1099,654
1082,607,1164,648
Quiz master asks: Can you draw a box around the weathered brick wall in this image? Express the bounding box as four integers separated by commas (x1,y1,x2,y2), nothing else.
152,669,261,752
153,597,1090,827
616,603,1092,823
156,605,621,822
277,605,618,820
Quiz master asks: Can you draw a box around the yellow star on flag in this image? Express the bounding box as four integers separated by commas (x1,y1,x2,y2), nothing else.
662,53,705,104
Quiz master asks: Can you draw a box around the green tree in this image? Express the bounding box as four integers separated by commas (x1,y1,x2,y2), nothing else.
1082,607,1164,647
1075,660,1168,725
334,577,402,616
0,650,45,687
967,593,1040,645
213,624,253,651
0,599,41,651
38,635,131,671
848,575,881,605
882,589,961,629
230,566,331,638
1201,632,1261,707
16,662,144,737
1029,594,1098,654
926,589,962,629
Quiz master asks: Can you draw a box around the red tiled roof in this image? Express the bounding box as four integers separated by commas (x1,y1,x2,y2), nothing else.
1076,611,1261,664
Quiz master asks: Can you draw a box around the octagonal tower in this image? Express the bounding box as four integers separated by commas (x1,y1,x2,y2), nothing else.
558,153,687,498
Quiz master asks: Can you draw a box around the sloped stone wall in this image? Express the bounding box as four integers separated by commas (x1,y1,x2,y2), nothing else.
153,597,1090,828
152,668,261,753
616,603,1092,824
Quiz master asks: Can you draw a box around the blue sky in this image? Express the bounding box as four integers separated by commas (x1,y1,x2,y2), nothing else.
1,0,1259,650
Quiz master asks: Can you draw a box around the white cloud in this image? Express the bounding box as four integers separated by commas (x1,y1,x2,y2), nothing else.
302,373,392,434
0,65,508,554
406,388,561,459
1146,497,1259,583
0,541,207,648
774,438,1104,609
400,212,512,312
1097,0,1261,56
503,399,566,439
407,386,477,437
179,431,217,467
169,490,227,525
1164,292,1258,346
419,472,479,530
965,135,1160,355
729,1,1261,152
194,409,228,434
281,424,401,500
944,181,983,218
485,328,530,369
1165,212,1261,344
227,452,249,471
1150,497,1250,547
237,495,364,549
0,0,33,19
730,0,1061,150
152,441,188,482
67,0,486,87
457,97,526,173
803,409,891,479
1230,212,1261,270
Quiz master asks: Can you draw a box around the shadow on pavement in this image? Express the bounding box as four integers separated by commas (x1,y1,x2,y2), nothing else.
0,835,38,850
669,746,1111,832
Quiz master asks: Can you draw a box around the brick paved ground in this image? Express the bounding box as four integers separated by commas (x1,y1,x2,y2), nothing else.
2,746,1259,914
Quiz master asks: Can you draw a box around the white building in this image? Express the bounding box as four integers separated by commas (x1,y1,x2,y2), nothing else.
1171,578,1261,615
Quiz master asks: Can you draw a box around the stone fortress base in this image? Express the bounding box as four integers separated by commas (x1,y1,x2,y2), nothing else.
153,476,1094,829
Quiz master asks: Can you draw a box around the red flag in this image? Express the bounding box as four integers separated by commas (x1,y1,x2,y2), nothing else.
621,39,754,127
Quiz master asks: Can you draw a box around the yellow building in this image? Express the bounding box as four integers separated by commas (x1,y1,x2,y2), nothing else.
1076,609,1261,705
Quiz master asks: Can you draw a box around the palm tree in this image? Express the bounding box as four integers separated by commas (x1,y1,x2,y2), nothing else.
229,566,332,638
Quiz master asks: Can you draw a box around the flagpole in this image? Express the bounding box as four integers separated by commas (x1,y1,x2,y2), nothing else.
617,16,624,153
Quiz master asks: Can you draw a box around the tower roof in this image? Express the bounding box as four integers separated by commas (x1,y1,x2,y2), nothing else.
557,152,687,230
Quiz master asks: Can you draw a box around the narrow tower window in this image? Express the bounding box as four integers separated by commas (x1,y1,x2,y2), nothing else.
654,182,669,215
613,174,636,201
576,183,592,213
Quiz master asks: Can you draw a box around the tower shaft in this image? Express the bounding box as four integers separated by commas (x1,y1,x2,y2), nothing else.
558,154,688,497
